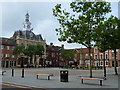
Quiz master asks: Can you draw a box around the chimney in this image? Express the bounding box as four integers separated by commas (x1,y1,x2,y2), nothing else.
50,43,53,46
61,44,64,48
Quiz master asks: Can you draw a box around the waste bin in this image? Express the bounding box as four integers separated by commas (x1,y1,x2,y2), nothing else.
60,70,68,82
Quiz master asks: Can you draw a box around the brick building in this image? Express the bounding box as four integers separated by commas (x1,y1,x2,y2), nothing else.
46,43,65,67
1,12,119,68
74,48,94,67
0,37,17,68
74,47,120,67
0,12,65,68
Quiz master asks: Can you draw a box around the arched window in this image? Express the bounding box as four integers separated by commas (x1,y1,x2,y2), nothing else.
101,54,103,59
106,54,108,59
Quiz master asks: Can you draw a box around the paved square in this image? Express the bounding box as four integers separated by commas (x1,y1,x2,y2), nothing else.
1,67,119,89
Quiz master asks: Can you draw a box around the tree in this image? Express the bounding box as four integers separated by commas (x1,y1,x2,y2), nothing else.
13,44,25,67
95,30,109,79
61,49,75,66
34,44,44,67
35,44,44,57
95,18,111,79
24,44,44,67
13,44,25,56
96,16,120,76
13,44,44,68
24,44,35,67
53,0,111,77
106,16,120,75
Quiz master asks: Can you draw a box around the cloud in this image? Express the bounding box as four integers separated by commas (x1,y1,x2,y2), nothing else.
1,2,119,49
33,19,59,42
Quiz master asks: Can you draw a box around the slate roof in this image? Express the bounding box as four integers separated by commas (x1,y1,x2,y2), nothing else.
13,30,43,40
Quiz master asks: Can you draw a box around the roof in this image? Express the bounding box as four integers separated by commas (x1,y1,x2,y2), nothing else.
46,44,63,51
0,37,16,46
13,30,43,40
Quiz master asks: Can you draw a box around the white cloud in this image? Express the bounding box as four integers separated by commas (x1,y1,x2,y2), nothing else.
1,2,118,49
34,19,58,42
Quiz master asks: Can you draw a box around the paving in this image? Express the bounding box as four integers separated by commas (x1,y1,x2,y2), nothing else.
1,67,119,89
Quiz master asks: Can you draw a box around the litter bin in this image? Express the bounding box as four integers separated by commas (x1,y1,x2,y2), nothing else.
60,70,68,82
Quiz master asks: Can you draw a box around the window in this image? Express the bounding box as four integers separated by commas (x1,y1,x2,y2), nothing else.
101,61,103,65
5,53,9,57
100,54,103,59
1,53,4,57
12,46,15,50
1,45,4,49
95,55,98,59
86,54,89,59
106,62,108,65
52,53,55,57
106,54,108,59
95,49,98,52
7,46,10,50
12,55,15,58
112,53,115,58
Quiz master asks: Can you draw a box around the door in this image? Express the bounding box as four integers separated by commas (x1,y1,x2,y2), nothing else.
6,61,9,68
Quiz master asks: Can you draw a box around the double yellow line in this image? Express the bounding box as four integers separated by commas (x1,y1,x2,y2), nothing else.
0,82,33,89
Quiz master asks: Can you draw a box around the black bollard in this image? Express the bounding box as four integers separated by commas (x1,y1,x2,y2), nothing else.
12,69,14,77
21,69,24,78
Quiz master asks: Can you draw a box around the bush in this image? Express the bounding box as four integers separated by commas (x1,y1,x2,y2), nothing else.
91,66,103,69
85,66,89,69
63,65,69,69
79,66,83,69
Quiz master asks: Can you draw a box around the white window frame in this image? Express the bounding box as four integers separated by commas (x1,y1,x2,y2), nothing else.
6,53,9,57
1,45,4,49
7,46,10,50
12,55,15,58
94,54,98,59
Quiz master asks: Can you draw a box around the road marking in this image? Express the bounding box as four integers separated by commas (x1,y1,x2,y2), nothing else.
0,82,33,89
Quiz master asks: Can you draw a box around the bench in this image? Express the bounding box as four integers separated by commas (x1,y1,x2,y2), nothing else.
0,71,6,76
80,76,105,86
36,74,54,80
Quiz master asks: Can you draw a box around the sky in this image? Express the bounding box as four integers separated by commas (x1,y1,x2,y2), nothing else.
0,0,119,49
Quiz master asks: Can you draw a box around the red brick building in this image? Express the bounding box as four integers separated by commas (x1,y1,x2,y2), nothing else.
0,37,17,68
74,48,94,68
46,43,65,67
74,47,120,67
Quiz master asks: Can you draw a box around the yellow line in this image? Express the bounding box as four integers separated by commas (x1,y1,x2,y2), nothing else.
0,83,32,89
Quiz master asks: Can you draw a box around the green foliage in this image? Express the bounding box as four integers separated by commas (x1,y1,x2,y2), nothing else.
53,0,112,77
63,65,69,69
107,16,120,50
95,16,120,52
35,44,44,57
24,44,36,57
61,49,75,59
12,44,25,56
53,0,111,48
13,44,44,57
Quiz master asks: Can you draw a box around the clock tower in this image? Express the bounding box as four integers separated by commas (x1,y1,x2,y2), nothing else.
23,12,31,31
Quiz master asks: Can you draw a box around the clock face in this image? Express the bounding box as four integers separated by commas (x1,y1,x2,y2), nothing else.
30,33,33,37
27,25,30,28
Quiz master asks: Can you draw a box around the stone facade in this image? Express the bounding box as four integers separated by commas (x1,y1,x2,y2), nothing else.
11,12,46,68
